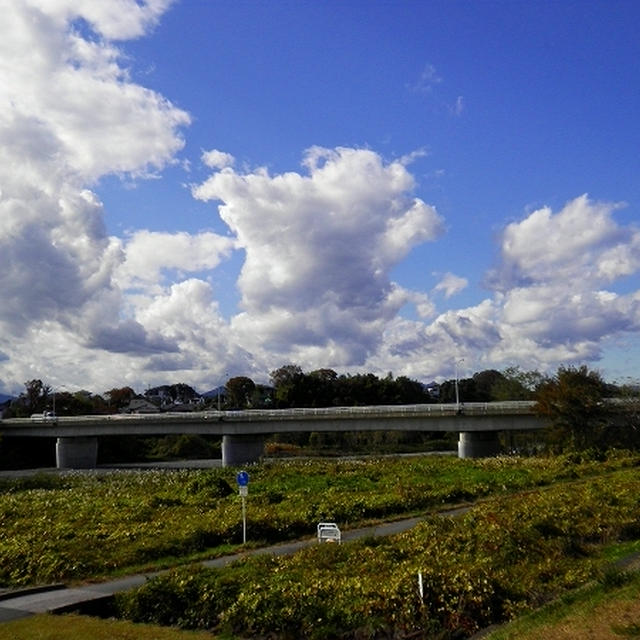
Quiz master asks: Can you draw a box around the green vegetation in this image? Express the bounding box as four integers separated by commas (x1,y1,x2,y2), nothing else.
116,466,640,639
0,452,636,588
269,364,431,408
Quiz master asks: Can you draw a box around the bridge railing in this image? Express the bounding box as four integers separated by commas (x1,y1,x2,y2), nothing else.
213,401,536,421
0,401,538,429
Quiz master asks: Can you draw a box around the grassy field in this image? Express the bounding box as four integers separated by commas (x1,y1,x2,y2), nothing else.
3,452,631,587
485,566,640,639
5,572,640,640
114,466,640,638
0,613,217,640
2,451,640,639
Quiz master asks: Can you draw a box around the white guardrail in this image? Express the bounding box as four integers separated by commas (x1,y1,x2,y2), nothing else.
0,401,538,428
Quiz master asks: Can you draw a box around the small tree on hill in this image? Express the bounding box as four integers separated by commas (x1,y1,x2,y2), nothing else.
492,366,547,401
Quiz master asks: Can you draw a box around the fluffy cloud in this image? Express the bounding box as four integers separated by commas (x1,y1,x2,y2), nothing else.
27,0,175,40
0,1,190,391
1,1,639,395
0,1,189,181
377,195,640,377
115,230,236,291
492,195,635,290
202,149,235,170
433,272,468,298
194,146,445,366
494,196,640,347
136,279,260,384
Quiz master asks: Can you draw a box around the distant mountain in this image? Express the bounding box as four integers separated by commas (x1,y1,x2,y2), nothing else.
201,386,226,399
0,393,15,404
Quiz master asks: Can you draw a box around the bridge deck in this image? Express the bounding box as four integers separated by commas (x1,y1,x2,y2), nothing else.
0,402,541,437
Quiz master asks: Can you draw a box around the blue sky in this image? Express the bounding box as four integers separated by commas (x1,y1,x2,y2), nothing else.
1,0,639,395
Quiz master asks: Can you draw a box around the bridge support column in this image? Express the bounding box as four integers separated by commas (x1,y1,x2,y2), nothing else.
457,431,501,459
222,434,265,467
56,437,98,469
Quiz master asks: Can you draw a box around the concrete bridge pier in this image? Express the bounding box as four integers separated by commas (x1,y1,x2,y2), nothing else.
56,436,99,469
221,434,266,467
457,431,501,458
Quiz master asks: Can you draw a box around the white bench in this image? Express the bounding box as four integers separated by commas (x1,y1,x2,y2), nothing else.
317,522,341,544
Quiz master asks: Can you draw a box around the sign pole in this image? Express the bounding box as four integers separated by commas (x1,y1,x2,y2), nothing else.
236,470,250,545
241,493,247,544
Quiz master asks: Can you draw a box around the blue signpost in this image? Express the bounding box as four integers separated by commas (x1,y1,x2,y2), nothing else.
236,470,249,487
236,470,249,543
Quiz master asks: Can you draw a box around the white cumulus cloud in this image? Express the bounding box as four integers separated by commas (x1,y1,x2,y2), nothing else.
194,146,445,366
0,0,190,392
116,230,236,291
433,272,468,298
369,195,640,379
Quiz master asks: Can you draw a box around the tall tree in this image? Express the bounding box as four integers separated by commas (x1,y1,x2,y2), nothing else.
226,376,256,409
105,387,136,411
24,379,50,413
535,365,608,451
270,364,304,388
472,370,505,402
307,369,338,407
270,365,305,408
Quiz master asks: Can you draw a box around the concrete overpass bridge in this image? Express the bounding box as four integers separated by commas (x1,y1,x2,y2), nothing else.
0,401,544,468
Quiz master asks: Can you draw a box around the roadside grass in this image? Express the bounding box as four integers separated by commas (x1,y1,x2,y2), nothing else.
81,541,247,584
0,613,217,640
484,569,640,640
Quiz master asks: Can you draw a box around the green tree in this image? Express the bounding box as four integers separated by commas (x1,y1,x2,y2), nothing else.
535,365,608,451
5,379,51,417
393,376,429,404
472,370,506,401
270,365,305,408
306,369,338,407
225,376,256,409
51,391,93,416
438,377,476,403
249,384,275,409
600,381,640,450
105,387,136,411
27,379,51,412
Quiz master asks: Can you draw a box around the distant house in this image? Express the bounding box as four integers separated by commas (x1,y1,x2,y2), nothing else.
144,384,201,409
424,382,440,399
122,397,161,414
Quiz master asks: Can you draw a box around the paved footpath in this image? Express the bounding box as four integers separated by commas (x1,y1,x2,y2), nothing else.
0,514,436,623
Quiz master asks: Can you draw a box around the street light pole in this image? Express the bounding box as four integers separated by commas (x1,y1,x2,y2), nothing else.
454,358,464,410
